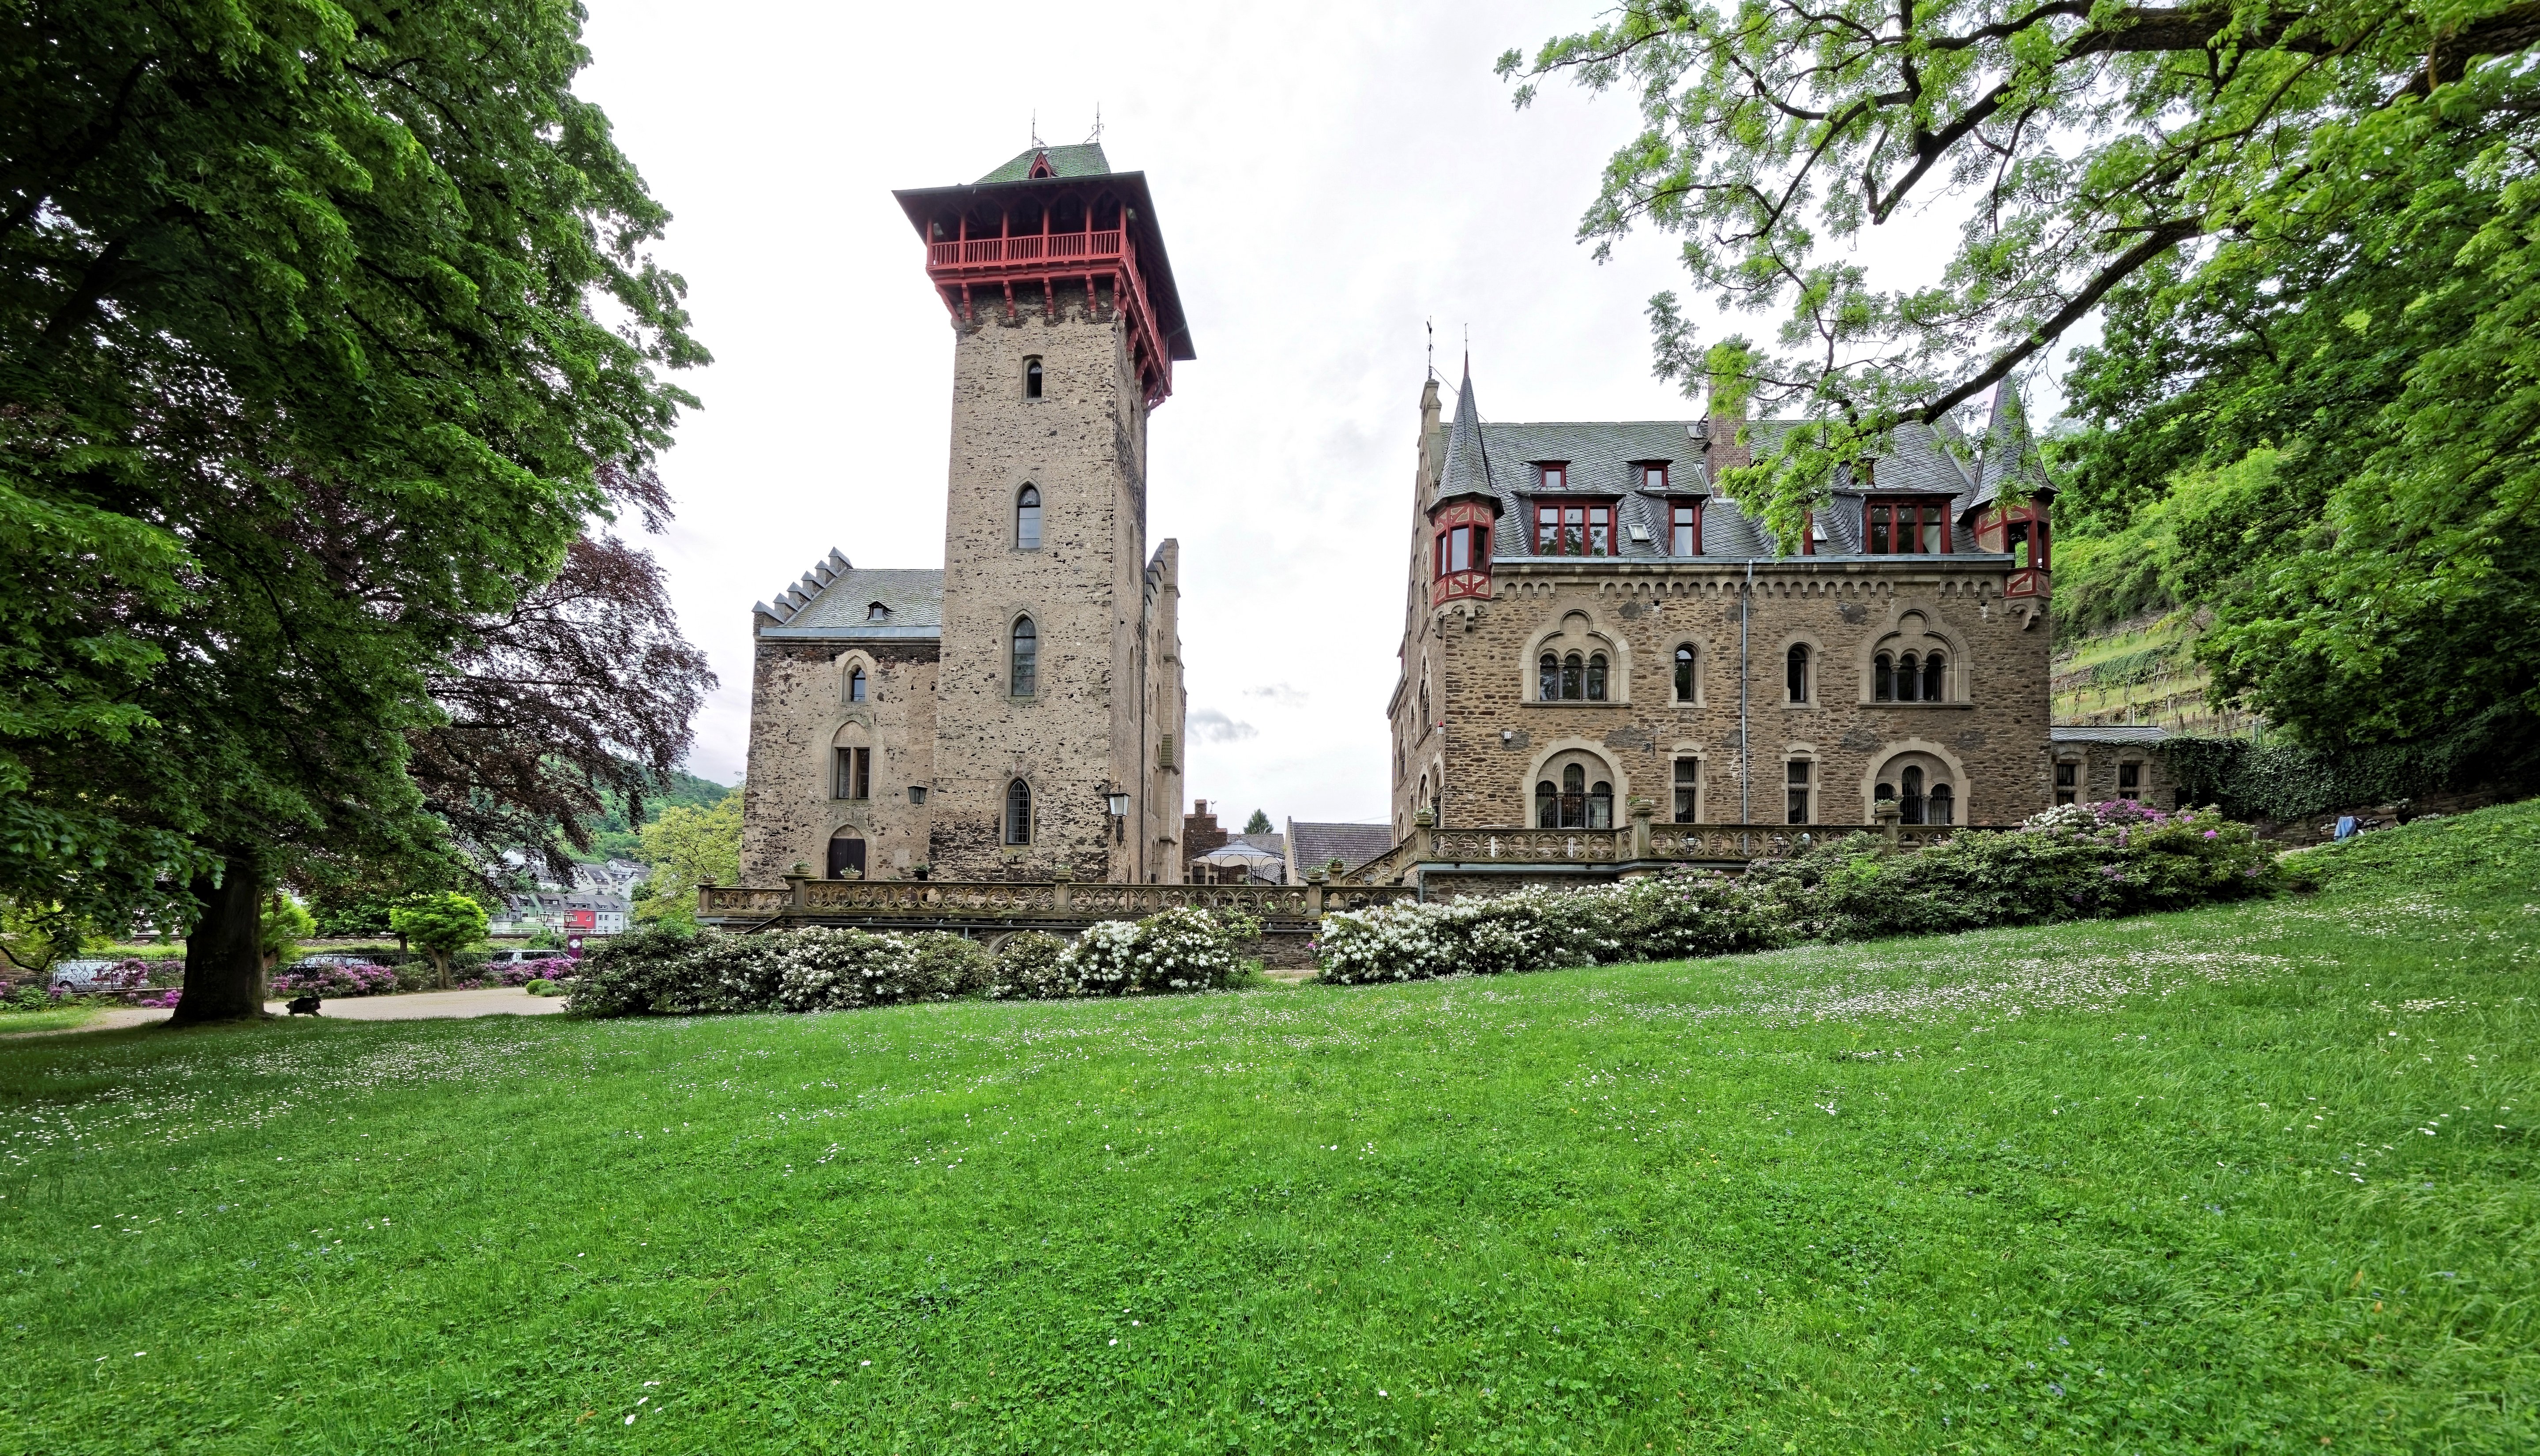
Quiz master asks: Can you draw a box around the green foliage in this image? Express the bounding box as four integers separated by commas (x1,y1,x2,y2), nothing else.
1243,808,1273,836
0,897,94,977
522,978,560,997
2161,710,2540,825
0,0,706,952
1502,0,2540,566
633,794,743,931
388,893,487,987
259,895,315,968
4,800,2536,1450
579,767,735,863
2061,80,2540,751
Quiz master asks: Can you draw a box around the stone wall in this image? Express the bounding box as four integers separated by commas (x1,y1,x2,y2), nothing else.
1422,562,2055,831
740,639,939,884
928,289,1159,882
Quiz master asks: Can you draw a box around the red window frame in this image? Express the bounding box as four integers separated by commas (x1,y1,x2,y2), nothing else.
1537,462,1568,492
1433,522,1485,577
1638,462,1669,492
1863,497,1955,555
1668,497,1703,556
1534,499,1617,557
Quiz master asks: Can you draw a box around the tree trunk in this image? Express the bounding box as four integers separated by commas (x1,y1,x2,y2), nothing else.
175,853,266,1023
432,950,450,989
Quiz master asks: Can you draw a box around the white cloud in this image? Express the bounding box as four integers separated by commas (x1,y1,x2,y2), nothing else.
1244,683,1309,708
1188,709,1259,744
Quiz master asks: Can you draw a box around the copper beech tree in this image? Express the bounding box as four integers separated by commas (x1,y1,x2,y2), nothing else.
0,1,711,1019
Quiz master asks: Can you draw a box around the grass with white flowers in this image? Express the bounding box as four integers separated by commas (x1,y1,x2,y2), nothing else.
3,801,2535,1453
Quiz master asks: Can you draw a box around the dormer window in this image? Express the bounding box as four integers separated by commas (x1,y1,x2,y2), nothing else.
1864,497,1954,555
1669,499,1702,556
1639,462,1669,492
867,602,890,620
1537,463,1567,492
1535,500,1614,556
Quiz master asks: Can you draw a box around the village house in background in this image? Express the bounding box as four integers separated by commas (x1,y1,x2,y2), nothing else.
1286,820,1394,886
1379,362,2164,895
492,889,632,938
736,142,1192,885
1181,800,1287,884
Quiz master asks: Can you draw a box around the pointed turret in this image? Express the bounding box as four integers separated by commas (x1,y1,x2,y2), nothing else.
1426,362,1500,607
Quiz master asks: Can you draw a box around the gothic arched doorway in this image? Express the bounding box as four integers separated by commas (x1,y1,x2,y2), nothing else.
827,830,867,879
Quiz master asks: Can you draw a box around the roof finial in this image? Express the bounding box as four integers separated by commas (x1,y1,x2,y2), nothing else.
1426,317,1435,381
1086,103,1103,143
1030,109,1043,149
1462,323,1470,379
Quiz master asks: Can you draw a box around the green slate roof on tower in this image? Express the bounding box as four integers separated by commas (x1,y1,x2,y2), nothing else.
977,143,1112,184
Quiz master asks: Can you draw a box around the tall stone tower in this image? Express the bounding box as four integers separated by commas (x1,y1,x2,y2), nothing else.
893,143,1195,882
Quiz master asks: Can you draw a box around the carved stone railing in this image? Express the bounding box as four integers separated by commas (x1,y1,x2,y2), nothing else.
699,875,1413,931
1337,807,1998,885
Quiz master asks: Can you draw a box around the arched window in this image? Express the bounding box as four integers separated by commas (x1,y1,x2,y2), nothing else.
1587,779,1613,829
1538,653,1560,702
1901,765,1926,824
1875,653,1895,702
1560,764,1586,828
1016,485,1042,550
1418,679,1429,732
1561,653,1583,702
1922,652,1946,703
1024,357,1044,398
1584,653,1608,702
1928,782,1955,825
1786,644,1809,703
1876,780,1896,807
1010,616,1037,696
1535,778,1558,828
1672,756,1700,823
847,666,867,703
1003,779,1033,844
1898,652,1921,703
1674,645,1697,703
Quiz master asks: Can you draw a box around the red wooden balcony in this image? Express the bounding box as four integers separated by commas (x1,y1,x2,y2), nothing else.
922,227,1172,407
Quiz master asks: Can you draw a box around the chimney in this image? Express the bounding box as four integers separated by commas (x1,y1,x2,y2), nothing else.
1415,376,1444,492
1704,369,1751,481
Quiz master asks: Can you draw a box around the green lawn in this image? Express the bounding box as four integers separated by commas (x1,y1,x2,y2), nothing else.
4,808,2535,1453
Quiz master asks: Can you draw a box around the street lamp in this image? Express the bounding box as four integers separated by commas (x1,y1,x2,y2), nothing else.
1105,789,1130,844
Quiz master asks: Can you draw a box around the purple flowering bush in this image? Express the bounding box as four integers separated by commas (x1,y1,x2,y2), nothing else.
269,962,399,998
487,958,577,987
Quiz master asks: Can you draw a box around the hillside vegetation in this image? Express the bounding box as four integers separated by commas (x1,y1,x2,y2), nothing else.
2,804,2533,1452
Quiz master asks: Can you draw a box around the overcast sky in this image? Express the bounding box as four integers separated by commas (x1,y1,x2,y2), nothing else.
575,0,1987,824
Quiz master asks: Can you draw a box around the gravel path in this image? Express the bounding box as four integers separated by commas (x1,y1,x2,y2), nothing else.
27,986,572,1035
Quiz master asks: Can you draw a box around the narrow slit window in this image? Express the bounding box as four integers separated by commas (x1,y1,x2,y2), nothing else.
1539,653,1560,702
1024,357,1043,398
847,666,867,703
1897,652,1921,702
1561,652,1583,702
1786,644,1808,703
1785,760,1811,824
1585,653,1608,702
1672,757,1700,823
1016,485,1042,550
1875,652,1895,702
1922,652,1946,702
1674,644,1697,702
1010,616,1037,696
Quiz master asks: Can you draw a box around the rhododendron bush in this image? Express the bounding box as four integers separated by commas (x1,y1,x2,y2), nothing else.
569,907,1259,1018
1318,803,2282,983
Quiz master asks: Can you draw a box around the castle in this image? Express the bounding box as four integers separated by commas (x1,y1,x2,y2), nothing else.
1387,363,2066,886
737,143,1192,885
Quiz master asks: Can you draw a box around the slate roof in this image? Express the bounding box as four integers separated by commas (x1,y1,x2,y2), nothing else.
1287,821,1396,875
1434,366,2052,562
1967,383,2058,515
977,142,1112,183
753,548,944,637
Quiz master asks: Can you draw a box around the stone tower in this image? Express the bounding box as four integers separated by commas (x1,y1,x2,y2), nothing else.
893,143,1195,882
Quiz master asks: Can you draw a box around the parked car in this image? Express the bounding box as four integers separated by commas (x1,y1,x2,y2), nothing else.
485,948,571,965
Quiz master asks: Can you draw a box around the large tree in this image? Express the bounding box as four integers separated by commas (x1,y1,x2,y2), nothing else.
1501,0,2540,745
1,0,711,1019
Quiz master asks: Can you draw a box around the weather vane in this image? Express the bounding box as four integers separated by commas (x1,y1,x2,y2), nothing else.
1087,104,1103,143
1030,110,1042,149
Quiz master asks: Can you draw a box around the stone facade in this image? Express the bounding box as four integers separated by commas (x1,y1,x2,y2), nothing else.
738,143,1191,886
1387,366,2061,871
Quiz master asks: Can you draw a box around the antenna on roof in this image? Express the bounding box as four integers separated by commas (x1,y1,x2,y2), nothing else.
1030,110,1043,149
1086,103,1103,143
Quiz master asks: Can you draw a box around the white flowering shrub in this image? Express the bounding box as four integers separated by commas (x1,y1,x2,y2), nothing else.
770,927,919,1011
1045,906,1261,997
1316,873,1788,985
991,931,1075,998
